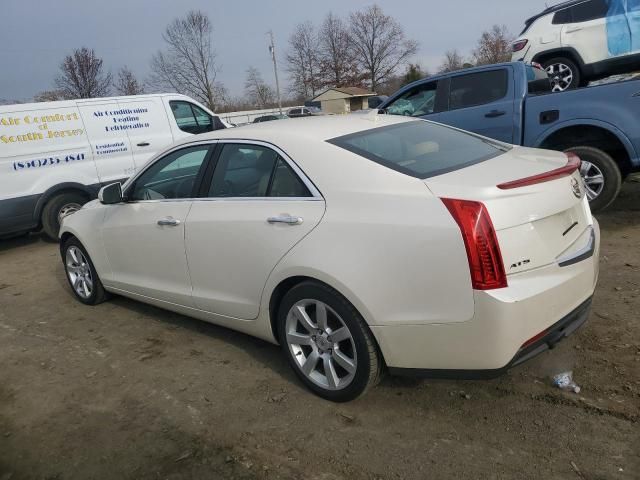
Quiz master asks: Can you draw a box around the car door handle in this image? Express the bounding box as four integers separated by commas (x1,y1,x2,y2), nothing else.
267,215,304,225
565,27,583,33
137,142,150,147
485,110,506,118
157,217,181,226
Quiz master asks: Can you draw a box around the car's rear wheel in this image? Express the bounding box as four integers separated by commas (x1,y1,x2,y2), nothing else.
62,237,109,305
564,146,622,212
277,281,382,402
42,192,87,240
543,57,581,92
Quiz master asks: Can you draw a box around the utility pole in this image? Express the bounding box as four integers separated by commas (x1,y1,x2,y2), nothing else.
268,30,283,115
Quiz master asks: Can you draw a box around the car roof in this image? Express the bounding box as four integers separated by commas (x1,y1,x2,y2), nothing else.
175,114,415,146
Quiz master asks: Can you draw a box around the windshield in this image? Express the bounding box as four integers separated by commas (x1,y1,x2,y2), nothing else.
328,121,510,179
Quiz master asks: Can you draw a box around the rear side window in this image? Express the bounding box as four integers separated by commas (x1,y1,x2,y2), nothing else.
552,8,572,24
569,0,608,23
526,65,552,94
328,121,509,179
449,70,508,110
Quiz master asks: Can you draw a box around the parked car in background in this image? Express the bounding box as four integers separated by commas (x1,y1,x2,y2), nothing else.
60,115,598,401
253,114,288,123
512,0,640,91
0,94,227,240
380,61,640,211
287,106,322,118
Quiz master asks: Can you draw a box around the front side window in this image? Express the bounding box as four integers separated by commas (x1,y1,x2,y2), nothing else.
170,101,215,134
130,146,210,200
328,121,509,179
385,81,437,117
449,70,508,110
208,144,311,198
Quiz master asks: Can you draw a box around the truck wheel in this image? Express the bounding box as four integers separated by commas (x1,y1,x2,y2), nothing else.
41,192,87,241
543,57,581,92
564,146,621,212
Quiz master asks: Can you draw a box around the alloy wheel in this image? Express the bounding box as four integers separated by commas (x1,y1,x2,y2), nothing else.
546,63,573,92
580,160,605,201
285,299,357,391
65,246,93,299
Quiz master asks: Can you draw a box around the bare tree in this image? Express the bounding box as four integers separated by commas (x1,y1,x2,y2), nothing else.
244,67,275,108
149,10,225,110
472,25,513,66
318,12,359,87
55,47,111,99
349,5,418,91
114,67,144,95
439,49,467,73
33,90,65,102
286,22,322,100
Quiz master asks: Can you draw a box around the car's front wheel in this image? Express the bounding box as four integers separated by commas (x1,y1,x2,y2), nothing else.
277,281,382,402
543,57,581,92
62,237,109,305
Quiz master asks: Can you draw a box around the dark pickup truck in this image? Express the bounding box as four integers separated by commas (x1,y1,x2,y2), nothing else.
379,62,640,211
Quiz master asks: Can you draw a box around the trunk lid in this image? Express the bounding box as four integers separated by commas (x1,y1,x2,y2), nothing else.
425,146,593,275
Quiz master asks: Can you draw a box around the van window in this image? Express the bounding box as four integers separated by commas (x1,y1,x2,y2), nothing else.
170,101,216,134
448,70,508,110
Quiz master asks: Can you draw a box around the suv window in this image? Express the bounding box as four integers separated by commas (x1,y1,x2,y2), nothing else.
449,70,508,110
328,121,509,179
552,8,572,24
208,144,311,197
170,101,217,134
569,0,607,23
130,146,210,201
385,81,438,117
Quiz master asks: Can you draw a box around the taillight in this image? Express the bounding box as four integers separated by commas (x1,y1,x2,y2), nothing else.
441,198,507,290
512,39,528,52
497,153,581,190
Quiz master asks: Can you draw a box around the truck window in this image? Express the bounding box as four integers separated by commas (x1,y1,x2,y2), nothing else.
170,101,215,134
385,81,438,117
448,70,508,111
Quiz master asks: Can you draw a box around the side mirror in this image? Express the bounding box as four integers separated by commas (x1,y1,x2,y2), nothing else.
98,182,123,204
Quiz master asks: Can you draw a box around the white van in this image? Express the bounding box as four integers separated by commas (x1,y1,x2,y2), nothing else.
0,93,229,239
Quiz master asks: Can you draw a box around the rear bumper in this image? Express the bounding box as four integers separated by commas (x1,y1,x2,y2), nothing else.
387,297,592,379
371,220,600,375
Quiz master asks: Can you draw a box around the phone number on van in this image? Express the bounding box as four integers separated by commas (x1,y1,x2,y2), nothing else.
12,152,86,171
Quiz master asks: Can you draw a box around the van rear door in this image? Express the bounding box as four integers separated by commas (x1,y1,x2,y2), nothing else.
77,100,135,183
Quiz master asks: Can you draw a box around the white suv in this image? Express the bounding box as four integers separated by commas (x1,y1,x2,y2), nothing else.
512,0,640,91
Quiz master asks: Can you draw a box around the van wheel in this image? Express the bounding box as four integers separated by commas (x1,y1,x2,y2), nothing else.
277,281,383,402
564,146,621,212
42,192,87,241
543,57,581,91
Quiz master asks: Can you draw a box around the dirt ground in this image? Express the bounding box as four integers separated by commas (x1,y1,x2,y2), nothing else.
1,183,639,480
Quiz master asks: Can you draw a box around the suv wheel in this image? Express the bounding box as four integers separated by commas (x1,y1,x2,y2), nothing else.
543,57,581,92
277,281,382,402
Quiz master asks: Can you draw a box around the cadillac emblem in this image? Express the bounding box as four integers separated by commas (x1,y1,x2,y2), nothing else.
571,177,582,199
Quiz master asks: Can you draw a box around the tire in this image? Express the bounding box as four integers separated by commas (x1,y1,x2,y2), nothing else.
543,57,581,92
565,146,622,212
61,236,109,305
41,192,87,241
277,281,382,402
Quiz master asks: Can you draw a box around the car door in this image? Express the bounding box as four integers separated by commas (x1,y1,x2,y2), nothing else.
435,67,516,144
101,143,213,305
382,79,444,123
560,0,609,63
185,141,325,319
116,96,175,172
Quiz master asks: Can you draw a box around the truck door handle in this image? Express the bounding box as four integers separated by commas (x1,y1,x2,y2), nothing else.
485,110,506,118
267,215,303,225
157,217,181,226
137,142,150,147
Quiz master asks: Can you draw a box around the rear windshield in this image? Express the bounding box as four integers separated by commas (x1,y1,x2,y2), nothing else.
327,121,509,179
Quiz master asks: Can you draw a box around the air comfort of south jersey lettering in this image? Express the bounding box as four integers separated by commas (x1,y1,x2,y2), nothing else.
0,113,83,144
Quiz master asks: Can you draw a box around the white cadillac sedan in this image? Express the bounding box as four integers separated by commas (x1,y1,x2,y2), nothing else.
59,115,599,401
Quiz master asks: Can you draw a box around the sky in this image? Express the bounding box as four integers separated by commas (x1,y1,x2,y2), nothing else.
0,0,552,103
